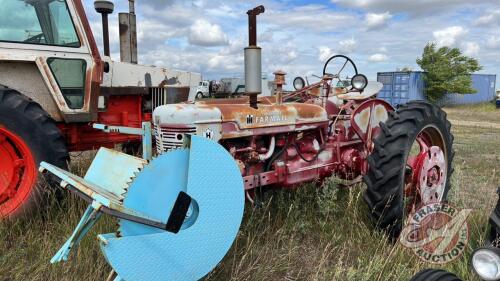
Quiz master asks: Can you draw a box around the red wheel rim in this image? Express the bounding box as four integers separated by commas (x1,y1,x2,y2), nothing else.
0,127,37,217
404,125,447,216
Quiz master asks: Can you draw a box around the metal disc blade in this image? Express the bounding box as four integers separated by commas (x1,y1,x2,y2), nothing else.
118,148,190,236
101,136,244,281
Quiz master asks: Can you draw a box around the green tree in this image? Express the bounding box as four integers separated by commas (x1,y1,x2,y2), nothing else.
416,43,482,102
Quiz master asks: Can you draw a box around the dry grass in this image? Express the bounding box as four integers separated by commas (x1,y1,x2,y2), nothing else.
1,103,499,281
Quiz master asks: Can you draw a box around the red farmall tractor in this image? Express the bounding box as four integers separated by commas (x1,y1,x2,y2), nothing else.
152,7,454,236
0,0,200,218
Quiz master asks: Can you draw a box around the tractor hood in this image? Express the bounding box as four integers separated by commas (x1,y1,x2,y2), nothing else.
101,58,201,89
153,101,328,130
153,103,222,126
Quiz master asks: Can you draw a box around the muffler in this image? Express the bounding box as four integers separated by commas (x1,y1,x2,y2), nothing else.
245,5,265,108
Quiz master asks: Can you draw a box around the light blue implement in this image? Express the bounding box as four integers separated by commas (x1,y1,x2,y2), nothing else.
40,135,244,280
40,149,148,263
99,136,245,281
93,122,153,161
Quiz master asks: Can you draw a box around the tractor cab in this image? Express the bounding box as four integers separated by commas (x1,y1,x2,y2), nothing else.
9,0,81,47
0,0,200,219
0,0,99,119
0,0,200,122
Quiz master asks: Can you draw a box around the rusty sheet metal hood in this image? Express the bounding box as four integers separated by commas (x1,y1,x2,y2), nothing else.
153,101,328,129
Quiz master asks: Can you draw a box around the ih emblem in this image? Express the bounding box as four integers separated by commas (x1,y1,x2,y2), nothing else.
246,114,254,124
204,128,214,140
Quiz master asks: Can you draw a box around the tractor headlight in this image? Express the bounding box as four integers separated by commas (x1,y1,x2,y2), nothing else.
472,247,500,281
351,74,368,91
293,77,305,90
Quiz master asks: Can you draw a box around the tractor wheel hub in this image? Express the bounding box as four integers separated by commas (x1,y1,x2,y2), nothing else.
417,146,446,205
0,127,36,216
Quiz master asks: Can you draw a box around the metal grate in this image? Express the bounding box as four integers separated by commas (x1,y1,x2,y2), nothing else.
155,125,196,153
151,86,191,112
151,87,167,112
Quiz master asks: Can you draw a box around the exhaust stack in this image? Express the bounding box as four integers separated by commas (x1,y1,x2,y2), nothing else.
94,0,114,57
119,0,138,64
245,5,265,109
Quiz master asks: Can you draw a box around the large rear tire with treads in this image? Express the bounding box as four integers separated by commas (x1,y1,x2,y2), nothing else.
0,88,68,219
363,101,454,237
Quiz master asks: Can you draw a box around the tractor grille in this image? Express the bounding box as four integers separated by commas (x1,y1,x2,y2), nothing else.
155,125,196,153
151,86,190,112
151,88,168,111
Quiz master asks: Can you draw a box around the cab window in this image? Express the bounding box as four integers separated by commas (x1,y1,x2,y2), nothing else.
0,0,80,47
47,58,86,109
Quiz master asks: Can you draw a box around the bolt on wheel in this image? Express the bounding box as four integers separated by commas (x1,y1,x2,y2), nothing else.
404,125,448,216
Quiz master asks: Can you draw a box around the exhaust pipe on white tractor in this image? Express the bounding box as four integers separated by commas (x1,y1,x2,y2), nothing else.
245,5,265,109
94,0,114,57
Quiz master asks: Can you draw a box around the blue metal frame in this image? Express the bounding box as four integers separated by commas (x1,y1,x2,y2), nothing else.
93,122,153,160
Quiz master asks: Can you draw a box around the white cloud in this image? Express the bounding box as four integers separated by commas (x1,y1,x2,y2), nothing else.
220,39,245,56
462,42,480,56
474,10,500,26
338,38,357,54
264,5,357,32
486,36,500,49
318,46,334,62
365,12,392,30
368,53,388,62
260,30,275,43
331,0,492,15
188,19,228,46
264,41,300,66
433,26,467,47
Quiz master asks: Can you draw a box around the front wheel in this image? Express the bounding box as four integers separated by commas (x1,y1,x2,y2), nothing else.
364,101,454,237
196,92,204,99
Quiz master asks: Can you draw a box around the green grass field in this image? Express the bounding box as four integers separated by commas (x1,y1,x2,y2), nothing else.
1,103,499,281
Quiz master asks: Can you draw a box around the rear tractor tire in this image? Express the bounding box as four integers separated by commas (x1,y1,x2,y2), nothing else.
364,101,454,237
0,88,68,219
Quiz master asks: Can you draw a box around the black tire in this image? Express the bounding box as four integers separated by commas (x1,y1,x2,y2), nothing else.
196,92,204,99
409,269,462,281
0,88,68,218
363,101,454,237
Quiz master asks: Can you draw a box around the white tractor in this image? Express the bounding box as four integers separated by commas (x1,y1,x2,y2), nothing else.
0,0,200,218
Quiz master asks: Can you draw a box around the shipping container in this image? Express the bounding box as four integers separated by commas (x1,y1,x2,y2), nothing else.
377,71,426,105
376,71,496,106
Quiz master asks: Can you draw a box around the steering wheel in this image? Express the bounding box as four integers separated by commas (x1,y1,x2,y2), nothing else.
322,55,358,78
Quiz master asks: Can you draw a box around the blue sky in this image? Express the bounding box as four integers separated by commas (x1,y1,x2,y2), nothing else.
84,0,500,84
